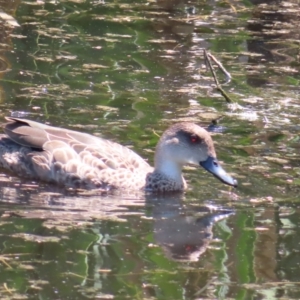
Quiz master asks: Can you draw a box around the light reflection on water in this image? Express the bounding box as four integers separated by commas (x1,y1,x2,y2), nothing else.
0,0,298,298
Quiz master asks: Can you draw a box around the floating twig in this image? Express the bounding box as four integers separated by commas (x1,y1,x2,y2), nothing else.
3,283,13,294
207,53,232,83
0,257,12,269
203,49,234,103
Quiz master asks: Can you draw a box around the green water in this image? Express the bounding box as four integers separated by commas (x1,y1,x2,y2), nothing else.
0,0,299,299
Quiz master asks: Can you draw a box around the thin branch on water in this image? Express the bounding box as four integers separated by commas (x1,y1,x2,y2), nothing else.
207,53,232,83
203,49,234,103
0,257,13,269
3,283,13,294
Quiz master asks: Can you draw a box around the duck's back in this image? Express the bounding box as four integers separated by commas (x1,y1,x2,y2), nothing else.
0,118,152,190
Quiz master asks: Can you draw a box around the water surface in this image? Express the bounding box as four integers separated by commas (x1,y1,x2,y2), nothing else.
0,0,299,299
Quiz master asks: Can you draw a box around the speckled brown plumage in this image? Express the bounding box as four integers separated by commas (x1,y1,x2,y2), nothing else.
0,117,236,192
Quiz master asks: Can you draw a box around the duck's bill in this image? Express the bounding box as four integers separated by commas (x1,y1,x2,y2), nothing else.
200,156,237,187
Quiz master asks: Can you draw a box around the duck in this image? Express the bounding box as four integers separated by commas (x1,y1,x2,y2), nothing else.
0,117,237,192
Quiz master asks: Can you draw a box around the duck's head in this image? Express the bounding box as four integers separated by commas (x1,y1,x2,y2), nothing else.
154,123,237,187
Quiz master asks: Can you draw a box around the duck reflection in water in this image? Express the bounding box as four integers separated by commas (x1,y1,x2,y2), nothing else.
148,195,234,262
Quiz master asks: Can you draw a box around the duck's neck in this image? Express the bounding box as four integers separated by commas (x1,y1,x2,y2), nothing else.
144,154,187,192
154,156,184,185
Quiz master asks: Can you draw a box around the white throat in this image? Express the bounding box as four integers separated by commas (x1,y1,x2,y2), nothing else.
154,158,184,184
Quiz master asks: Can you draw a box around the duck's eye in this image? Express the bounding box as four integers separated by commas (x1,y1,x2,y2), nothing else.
190,135,200,144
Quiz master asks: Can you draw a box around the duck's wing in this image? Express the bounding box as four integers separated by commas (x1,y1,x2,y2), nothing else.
2,117,152,190
4,117,107,149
